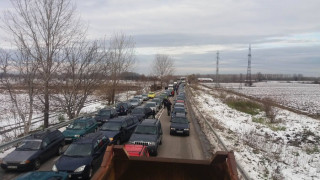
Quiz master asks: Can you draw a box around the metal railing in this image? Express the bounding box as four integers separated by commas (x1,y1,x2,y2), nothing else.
186,85,251,180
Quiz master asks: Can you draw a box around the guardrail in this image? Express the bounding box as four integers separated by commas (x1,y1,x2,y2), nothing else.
186,85,251,180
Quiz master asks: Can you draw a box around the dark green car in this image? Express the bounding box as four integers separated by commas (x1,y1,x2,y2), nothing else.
63,117,98,142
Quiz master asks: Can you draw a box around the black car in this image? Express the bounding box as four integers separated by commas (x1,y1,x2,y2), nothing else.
129,119,163,156
1,130,65,171
116,102,132,116
94,108,118,125
99,116,139,145
131,106,153,121
53,132,109,179
170,113,190,136
171,107,187,118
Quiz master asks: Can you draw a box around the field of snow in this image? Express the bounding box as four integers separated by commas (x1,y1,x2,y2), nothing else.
190,85,320,180
204,81,320,116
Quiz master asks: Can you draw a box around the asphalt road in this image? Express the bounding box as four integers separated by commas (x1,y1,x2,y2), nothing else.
157,102,204,160
0,96,205,179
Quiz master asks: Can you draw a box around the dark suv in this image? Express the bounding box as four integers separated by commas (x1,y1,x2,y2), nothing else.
129,119,163,156
99,116,139,145
53,132,109,179
116,102,132,116
94,108,118,125
170,113,190,136
1,130,65,171
131,106,153,121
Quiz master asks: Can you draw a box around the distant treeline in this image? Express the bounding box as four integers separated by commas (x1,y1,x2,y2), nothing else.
189,73,320,83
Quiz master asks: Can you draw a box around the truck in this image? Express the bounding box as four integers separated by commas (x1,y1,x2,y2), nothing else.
92,145,239,180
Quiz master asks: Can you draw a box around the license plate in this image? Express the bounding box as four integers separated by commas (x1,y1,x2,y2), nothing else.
8,166,17,169
176,131,183,133
65,138,72,141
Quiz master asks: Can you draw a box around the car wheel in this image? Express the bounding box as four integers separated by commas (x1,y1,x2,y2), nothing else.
57,145,63,155
34,159,41,170
116,139,121,145
159,139,162,145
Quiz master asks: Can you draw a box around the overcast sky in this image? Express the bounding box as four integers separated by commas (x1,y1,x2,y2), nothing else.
0,0,319,76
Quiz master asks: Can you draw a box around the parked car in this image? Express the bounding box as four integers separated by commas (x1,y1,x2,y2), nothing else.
131,106,153,121
129,119,163,156
63,117,98,142
15,171,69,180
1,130,65,171
53,132,109,179
151,98,162,110
144,102,158,114
99,116,139,145
148,92,156,99
134,95,144,104
174,102,185,109
124,144,150,157
116,102,132,116
141,94,149,101
170,114,190,136
94,108,118,126
129,98,140,108
171,107,187,118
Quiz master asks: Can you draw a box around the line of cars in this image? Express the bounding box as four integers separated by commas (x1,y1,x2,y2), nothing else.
0,89,180,179
170,83,190,136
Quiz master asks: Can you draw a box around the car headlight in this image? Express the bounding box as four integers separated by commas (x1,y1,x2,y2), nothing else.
109,137,113,141
52,164,58,172
1,160,7,165
74,165,86,172
184,128,190,131
74,135,80,138
20,160,30,164
148,142,156,146
170,128,175,130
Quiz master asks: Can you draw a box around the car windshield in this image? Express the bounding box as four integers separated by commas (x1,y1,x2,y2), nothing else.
134,125,157,135
97,110,111,116
145,103,155,108
101,122,122,131
68,121,86,130
17,140,42,150
64,143,92,156
171,117,188,124
132,108,144,114
130,99,139,103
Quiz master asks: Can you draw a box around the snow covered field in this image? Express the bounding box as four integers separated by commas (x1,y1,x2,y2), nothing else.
204,81,320,116
190,85,320,180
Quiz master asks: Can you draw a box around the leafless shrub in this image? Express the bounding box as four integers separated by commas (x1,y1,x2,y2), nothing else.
263,98,277,123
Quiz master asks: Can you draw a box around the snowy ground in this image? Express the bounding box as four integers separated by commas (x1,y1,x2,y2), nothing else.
204,81,320,116
190,85,320,180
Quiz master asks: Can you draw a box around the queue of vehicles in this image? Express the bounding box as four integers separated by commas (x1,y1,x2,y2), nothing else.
0,82,190,179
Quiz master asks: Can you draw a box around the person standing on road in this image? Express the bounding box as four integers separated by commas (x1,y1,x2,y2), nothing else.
151,109,156,119
166,99,172,116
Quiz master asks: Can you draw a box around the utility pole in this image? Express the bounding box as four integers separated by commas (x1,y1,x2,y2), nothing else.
245,44,252,86
215,51,220,88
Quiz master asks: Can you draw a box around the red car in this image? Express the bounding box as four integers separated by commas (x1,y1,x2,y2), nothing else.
124,144,150,157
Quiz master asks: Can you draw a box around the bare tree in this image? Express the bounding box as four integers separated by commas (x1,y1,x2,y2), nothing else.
0,48,38,135
106,33,135,104
52,40,107,119
2,0,85,128
152,54,174,87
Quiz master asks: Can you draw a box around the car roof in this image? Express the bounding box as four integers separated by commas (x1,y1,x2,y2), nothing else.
29,129,57,140
74,132,104,144
175,113,187,118
108,116,128,122
146,102,156,104
124,144,145,155
140,119,158,125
